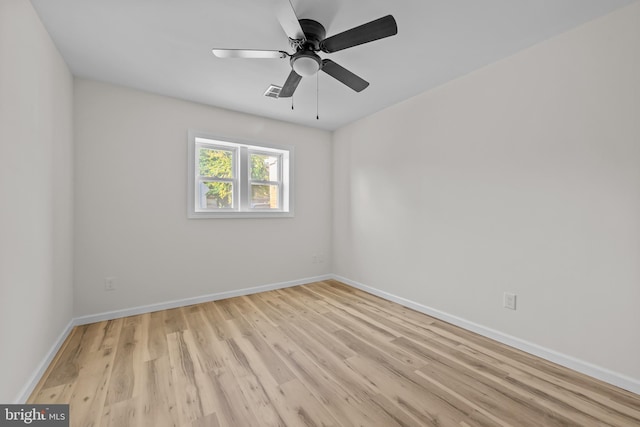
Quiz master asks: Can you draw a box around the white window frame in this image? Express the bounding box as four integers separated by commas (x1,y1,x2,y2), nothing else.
188,131,293,219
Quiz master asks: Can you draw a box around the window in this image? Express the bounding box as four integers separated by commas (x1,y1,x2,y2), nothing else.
188,132,293,218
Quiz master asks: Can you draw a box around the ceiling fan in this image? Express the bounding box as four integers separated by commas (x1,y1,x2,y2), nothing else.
212,0,397,98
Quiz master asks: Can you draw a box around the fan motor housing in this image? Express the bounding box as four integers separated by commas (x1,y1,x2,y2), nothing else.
289,19,325,76
298,19,326,50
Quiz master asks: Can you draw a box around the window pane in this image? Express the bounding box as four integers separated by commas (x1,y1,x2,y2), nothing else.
251,184,279,209
199,147,233,178
199,182,233,209
251,153,279,181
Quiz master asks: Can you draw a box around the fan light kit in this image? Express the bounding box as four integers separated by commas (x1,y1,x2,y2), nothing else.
292,53,321,76
212,0,397,103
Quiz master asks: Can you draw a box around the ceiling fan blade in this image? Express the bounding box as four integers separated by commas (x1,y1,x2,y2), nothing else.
320,15,397,53
274,0,306,41
321,59,369,92
212,49,287,59
279,70,302,98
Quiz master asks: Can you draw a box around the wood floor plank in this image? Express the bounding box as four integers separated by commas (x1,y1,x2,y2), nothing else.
67,342,118,427
274,337,403,426
102,397,139,427
326,313,422,368
243,331,296,385
250,292,289,324
39,325,87,389
28,280,640,427
182,308,226,373
414,353,572,427
230,331,339,426
274,379,339,427
143,312,172,362
275,319,380,398
106,316,140,405
29,383,75,405
138,356,180,427
223,338,287,427
287,315,356,361
209,369,263,426
344,354,497,427
166,330,205,425
189,412,221,427
163,307,188,334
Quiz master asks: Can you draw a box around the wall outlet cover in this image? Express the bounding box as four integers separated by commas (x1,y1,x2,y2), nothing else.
504,292,517,310
104,277,116,291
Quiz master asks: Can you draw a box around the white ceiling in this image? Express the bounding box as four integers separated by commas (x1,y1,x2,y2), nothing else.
31,0,635,131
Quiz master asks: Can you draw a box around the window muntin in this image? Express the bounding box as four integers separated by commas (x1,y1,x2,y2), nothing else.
188,133,292,218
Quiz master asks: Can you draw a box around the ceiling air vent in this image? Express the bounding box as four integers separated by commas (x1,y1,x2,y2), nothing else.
264,84,282,98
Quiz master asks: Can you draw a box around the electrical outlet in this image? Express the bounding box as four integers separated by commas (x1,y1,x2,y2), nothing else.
503,292,517,310
104,277,116,291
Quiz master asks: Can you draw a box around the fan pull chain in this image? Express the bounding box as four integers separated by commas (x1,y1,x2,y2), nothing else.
291,95,294,110
316,72,319,120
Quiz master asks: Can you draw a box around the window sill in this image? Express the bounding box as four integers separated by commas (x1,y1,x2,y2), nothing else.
188,211,294,219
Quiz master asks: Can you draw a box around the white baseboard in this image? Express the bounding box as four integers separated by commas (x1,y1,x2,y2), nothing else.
73,274,334,325
15,319,75,404
333,274,640,395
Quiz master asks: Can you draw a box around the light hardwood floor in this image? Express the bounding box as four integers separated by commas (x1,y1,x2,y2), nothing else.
29,280,640,426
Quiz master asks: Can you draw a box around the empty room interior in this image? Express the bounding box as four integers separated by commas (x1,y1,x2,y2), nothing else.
2,0,640,425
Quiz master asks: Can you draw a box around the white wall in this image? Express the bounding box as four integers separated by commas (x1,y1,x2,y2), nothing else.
333,2,640,384
0,0,74,403
74,80,332,316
